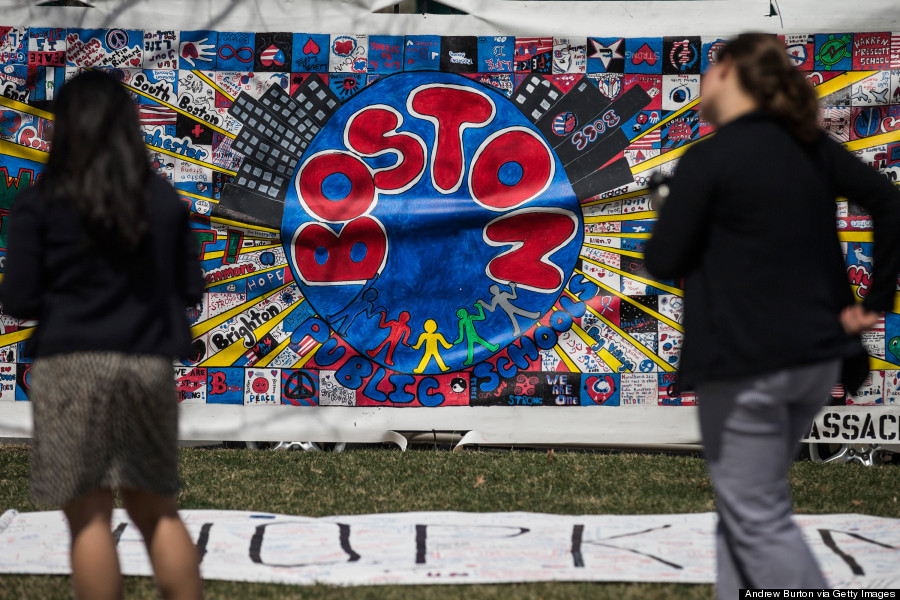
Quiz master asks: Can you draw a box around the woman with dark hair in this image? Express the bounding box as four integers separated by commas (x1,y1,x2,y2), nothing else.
645,33,900,597
0,70,204,599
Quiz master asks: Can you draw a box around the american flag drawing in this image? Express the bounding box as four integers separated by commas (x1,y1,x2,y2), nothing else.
138,105,177,126
890,33,900,70
629,128,661,149
259,45,285,67
295,335,318,357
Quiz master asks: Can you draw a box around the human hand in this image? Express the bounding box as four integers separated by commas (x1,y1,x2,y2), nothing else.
840,304,880,335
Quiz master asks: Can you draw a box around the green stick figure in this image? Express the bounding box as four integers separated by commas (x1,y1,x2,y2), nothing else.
454,304,499,366
412,319,453,373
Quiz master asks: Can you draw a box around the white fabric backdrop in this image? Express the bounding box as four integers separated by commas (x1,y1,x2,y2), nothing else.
1,0,899,36
0,403,703,447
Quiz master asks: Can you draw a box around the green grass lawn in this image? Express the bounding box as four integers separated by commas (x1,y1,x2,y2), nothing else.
1,444,898,599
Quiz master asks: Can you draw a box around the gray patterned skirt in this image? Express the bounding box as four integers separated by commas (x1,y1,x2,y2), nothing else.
29,352,180,507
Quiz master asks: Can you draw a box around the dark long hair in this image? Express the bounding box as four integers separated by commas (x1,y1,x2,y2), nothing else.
719,33,821,143
43,69,151,252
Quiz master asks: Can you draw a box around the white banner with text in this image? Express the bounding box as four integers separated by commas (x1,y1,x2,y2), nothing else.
1,509,898,588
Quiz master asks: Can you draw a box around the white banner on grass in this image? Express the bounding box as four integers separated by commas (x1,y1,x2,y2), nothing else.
1,509,898,588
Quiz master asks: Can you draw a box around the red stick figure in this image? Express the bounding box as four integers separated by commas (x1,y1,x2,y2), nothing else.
367,310,411,366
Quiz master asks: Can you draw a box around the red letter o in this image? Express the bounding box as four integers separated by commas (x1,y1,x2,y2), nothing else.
297,151,376,222
470,128,553,212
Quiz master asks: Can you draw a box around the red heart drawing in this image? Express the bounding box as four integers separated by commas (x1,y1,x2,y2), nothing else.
181,42,198,59
259,44,284,67
632,43,657,66
586,375,617,404
130,57,140,66
302,37,319,55
334,40,353,56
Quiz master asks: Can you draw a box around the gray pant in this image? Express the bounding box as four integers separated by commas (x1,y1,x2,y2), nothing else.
697,359,840,599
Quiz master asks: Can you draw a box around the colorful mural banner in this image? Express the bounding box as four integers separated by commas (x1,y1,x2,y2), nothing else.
1,27,899,433
1,508,899,588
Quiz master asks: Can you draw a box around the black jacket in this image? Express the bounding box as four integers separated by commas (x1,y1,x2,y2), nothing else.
0,175,204,358
645,111,900,388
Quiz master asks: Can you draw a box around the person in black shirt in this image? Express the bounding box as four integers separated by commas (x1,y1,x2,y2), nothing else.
0,71,204,600
645,33,900,598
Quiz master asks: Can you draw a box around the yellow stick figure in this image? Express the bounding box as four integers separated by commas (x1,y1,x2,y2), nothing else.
411,319,452,373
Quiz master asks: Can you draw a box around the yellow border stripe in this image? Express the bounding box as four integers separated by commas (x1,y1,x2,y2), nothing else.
0,138,48,164
579,256,683,296
0,328,34,347
202,243,281,261
583,243,643,259
586,232,652,239
199,301,300,366
630,97,701,144
593,346,625,373
209,216,280,234
190,69,235,102
870,356,900,370
582,188,649,207
0,95,54,120
191,282,292,337
179,189,219,204
843,129,900,152
838,232,874,243
179,189,212,202
585,210,656,224
813,70,873,99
